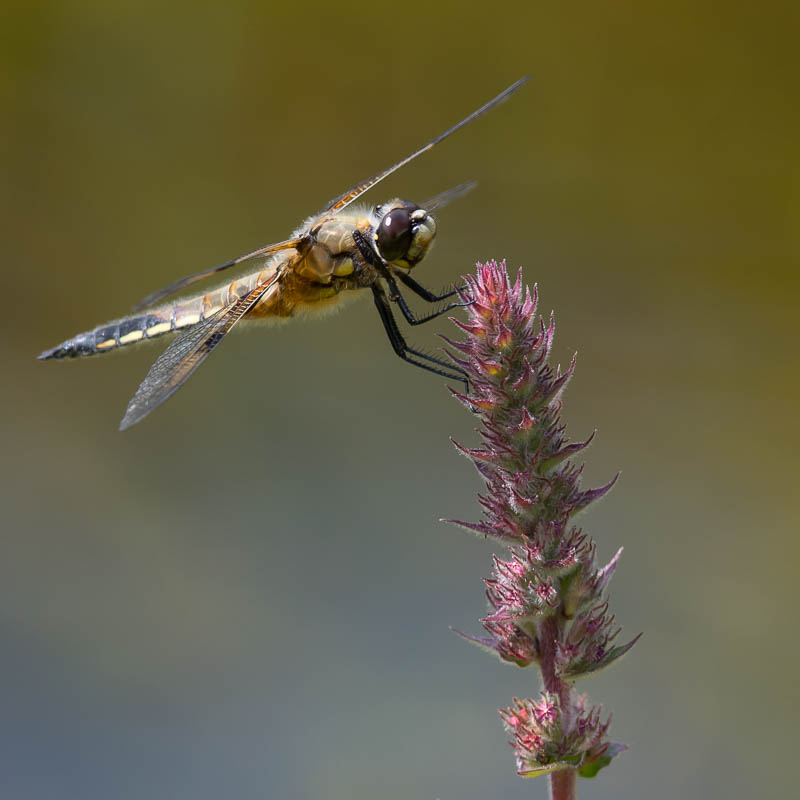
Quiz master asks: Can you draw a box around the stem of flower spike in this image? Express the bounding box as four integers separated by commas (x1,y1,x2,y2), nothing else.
550,769,576,800
539,617,577,800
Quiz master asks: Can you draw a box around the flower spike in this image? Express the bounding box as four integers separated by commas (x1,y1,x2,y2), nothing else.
445,261,638,793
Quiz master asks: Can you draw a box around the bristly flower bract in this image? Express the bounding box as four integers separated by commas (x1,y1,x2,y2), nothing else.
500,694,628,778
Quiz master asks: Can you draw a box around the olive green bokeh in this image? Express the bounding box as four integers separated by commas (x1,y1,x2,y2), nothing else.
2,1,797,798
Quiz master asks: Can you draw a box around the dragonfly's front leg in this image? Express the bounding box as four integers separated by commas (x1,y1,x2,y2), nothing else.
393,270,467,303
382,270,470,326
370,285,469,390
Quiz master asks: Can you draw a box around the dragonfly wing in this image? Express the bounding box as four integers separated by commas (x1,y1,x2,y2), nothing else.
322,78,528,213
131,236,304,312
420,180,479,212
119,273,281,430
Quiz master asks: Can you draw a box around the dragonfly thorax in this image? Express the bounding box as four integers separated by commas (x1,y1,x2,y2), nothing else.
373,199,437,269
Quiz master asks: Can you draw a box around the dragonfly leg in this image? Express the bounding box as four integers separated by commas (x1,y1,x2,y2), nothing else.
371,285,468,390
352,228,470,314
393,270,468,303
382,270,469,326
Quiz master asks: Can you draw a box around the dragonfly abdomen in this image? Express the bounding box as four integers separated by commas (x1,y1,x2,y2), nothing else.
37,292,229,360
39,312,173,359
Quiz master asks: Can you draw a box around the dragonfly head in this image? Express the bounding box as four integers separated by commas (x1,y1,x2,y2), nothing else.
373,200,437,269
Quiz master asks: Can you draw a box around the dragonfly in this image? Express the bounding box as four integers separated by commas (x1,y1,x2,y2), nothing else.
39,78,528,430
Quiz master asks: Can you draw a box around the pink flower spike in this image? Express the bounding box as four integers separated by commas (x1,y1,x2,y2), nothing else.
444,261,637,791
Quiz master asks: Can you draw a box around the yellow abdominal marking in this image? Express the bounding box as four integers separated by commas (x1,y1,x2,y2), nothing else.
147,322,171,337
119,330,144,345
96,339,116,350
175,313,200,327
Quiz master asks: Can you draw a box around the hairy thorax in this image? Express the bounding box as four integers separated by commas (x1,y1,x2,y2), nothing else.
248,214,378,320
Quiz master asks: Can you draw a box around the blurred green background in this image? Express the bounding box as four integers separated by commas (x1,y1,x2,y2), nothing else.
2,1,797,798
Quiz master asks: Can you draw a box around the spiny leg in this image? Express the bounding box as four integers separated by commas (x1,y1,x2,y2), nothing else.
381,269,469,326
393,269,466,303
371,285,468,389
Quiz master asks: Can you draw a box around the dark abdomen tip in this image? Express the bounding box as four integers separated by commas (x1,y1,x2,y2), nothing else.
37,346,64,360
37,332,98,360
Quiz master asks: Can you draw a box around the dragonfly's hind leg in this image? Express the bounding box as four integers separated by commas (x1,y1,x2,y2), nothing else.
371,285,469,390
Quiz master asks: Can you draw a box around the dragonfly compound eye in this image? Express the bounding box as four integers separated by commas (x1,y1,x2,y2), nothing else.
377,206,413,262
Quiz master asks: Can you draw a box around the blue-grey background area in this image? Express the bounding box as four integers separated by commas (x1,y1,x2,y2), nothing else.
2,2,797,798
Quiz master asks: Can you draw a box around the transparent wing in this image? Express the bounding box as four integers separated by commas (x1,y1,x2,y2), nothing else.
131,237,303,312
420,180,478,212
119,273,282,430
323,77,528,213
